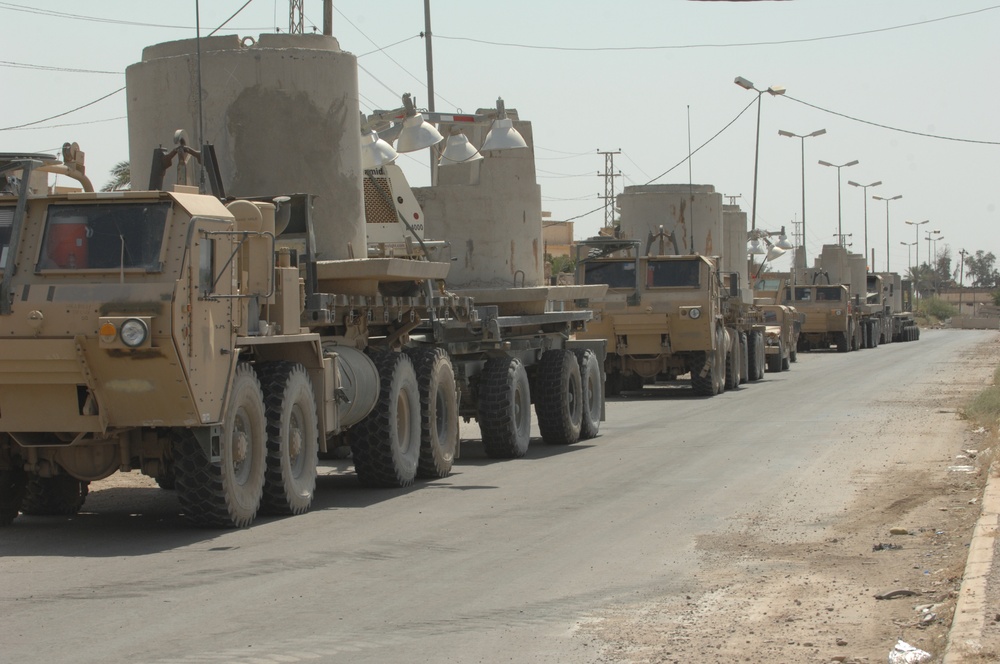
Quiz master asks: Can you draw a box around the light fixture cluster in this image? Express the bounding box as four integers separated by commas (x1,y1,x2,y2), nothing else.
361,94,528,170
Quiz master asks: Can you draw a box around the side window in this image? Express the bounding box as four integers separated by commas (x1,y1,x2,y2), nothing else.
199,238,215,296
0,207,12,268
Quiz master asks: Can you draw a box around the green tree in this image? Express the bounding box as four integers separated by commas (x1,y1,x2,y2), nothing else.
101,160,130,192
964,250,999,288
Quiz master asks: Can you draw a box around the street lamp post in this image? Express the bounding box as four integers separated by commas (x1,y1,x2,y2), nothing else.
904,220,929,269
925,230,942,267
872,194,902,272
735,76,786,231
900,241,916,274
847,179,881,271
778,128,826,268
818,159,859,247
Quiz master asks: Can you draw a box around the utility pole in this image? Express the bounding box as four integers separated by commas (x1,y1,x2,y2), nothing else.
597,149,622,229
958,248,968,315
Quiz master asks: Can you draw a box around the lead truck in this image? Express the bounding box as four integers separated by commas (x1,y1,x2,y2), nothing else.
0,148,603,527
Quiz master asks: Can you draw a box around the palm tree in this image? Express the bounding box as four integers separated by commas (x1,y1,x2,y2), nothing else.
101,161,130,192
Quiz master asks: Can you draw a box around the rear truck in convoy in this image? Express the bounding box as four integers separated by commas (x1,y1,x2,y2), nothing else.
573,236,765,397
784,284,861,353
0,149,604,528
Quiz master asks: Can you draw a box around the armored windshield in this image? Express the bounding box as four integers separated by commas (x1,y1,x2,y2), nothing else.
815,287,842,301
582,259,637,289
647,259,700,288
38,202,169,271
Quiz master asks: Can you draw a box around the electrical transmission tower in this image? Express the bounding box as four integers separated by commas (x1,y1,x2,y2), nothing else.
597,149,622,228
290,0,304,34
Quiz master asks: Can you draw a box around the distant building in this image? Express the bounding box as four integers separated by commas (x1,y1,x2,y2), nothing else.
542,216,574,258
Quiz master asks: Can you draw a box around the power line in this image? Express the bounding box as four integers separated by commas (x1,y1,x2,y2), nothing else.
207,0,255,37
435,5,1000,52
0,87,125,131
783,95,1000,145
0,2,270,31
3,116,125,131
1,60,121,75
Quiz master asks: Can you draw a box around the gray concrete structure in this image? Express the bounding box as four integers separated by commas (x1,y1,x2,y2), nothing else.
616,184,725,259
126,34,364,260
412,115,543,288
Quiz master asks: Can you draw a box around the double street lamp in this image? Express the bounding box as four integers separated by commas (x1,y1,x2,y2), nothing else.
904,219,929,270
925,229,942,267
778,128,826,267
847,179,881,271
818,159,859,247
900,241,917,273
872,194,902,272
735,76,786,231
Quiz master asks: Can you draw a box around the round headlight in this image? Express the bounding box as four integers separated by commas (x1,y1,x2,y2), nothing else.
120,318,148,347
688,307,701,319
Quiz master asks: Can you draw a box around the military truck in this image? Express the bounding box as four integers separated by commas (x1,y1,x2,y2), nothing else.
0,150,603,528
573,236,764,397
875,272,920,342
759,303,802,371
784,283,860,352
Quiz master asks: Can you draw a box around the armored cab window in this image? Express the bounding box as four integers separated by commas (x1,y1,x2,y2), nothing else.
647,259,699,288
0,206,12,268
794,288,812,302
38,202,169,271
764,310,778,324
816,287,842,302
199,238,215,296
582,259,637,289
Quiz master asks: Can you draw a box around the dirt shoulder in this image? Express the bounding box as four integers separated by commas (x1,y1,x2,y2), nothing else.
581,335,1000,664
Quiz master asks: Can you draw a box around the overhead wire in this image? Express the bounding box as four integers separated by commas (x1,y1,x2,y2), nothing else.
0,2,270,31
0,87,125,132
1,60,121,75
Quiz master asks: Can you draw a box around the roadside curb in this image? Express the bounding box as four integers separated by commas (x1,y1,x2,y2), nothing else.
944,457,1000,662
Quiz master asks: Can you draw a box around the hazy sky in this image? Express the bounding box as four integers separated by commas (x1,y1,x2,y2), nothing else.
3,1,997,275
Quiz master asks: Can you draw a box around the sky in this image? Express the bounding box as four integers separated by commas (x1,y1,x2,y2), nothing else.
2,1,998,276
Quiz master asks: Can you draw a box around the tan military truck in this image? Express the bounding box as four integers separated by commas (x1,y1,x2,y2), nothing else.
0,150,603,528
758,303,803,371
783,284,860,352
573,237,764,397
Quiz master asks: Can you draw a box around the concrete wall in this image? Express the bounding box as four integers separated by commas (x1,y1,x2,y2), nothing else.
126,34,365,260
412,116,543,288
722,204,749,281
616,184,723,257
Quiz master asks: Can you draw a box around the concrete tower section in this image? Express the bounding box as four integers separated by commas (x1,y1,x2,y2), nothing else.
616,184,724,259
126,34,365,260
722,204,750,282
411,114,543,289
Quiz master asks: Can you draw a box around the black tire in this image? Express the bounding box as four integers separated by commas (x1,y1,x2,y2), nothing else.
574,349,602,440
738,332,749,385
836,332,849,353
154,469,176,490
860,321,870,349
690,351,715,396
405,347,459,478
766,342,783,373
173,362,267,528
478,356,532,458
781,351,790,371
724,329,740,390
605,369,623,397
258,362,320,515
535,349,583,445
0,467,26,525
351,352,421,487
20,475,89,516
850,321,860,351
747,331,764,382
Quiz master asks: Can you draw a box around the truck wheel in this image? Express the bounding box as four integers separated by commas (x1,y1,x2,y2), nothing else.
766,341,783,372
690,351,714,396
21,475,89,516
836,332,849,353
574,349,602,440
738,332,749,385
258,362,319,515
746,330,763,382
478,356,532,458
781,350,791,371
0,467,26,525
850,321,860,351
351,352,421,487
173,362,267,527
155,470,176,490
724,328,740,390
406,347,459,479
535,350,583,445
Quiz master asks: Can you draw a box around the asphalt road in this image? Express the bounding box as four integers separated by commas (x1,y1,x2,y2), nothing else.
1,329,995,664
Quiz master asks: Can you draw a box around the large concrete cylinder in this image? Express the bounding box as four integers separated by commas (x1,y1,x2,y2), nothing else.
126,34,364,260
412,116,543,289
722,204,749,279
616,184,724,258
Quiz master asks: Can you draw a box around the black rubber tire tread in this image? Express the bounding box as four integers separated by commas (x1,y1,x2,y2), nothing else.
478,356,532,458
790,347,798,363
20,475,89,516
350,351,421,487
405,347,459,479
535,349,583,445
574,349,602,440
724,329,739,390
781,351,791,371
155,469,176,490
0,467,26,525
738,332,749,385
172,362,267,528
747,331,764,382
836,332,849,353
766,343,783,373
258,361,320,515
691,350,716,397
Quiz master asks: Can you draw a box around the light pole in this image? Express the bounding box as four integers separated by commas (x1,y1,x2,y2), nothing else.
905,220,929,269
847,179,881,270
735,76,786,231
900,241,916,273
923,229,941,269
818,159,859,246
778,128,826,268
872,194,902,272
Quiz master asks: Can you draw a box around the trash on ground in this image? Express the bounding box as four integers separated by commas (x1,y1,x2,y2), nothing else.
873,542,903,551
947,465,976,473
875,589,917,600
888,639,932,663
